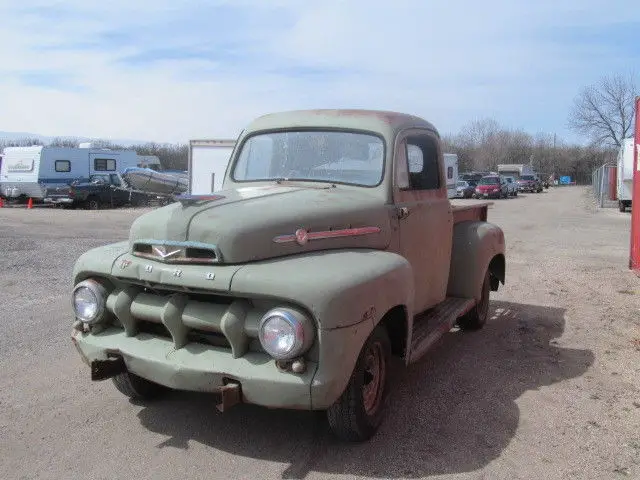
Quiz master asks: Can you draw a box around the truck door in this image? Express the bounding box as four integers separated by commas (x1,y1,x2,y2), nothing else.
393,129,453,314
109,174,128,206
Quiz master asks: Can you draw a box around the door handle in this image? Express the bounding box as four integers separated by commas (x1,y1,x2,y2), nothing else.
397,207,411,219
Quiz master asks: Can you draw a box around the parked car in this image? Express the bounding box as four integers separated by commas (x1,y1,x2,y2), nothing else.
517,174,543,193
474,175,509,199
503,176,518,197
455,180,475,198
68,108,506,443
44,173,153,210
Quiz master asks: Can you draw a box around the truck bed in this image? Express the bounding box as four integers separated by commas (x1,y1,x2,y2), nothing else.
451,199,492,223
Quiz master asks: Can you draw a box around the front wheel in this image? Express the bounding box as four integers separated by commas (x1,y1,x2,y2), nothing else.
327,325,391,442
112,372,167,400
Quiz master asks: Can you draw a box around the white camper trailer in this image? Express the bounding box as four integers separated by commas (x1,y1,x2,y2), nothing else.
188,139,236,194
443,153,459,199
616,138,634,212
0,144,140,201
497,163,535,180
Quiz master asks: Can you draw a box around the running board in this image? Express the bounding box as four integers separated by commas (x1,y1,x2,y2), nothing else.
408,297,475,364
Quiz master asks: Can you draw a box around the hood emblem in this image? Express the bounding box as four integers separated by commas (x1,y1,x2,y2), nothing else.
274,226,381,245
152,245,183,259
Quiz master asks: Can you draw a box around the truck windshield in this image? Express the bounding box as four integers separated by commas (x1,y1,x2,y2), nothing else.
520,175,535,180
232,130,385,187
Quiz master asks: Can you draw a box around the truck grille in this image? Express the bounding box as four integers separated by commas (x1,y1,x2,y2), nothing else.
104,285,260,357
131,240,221,264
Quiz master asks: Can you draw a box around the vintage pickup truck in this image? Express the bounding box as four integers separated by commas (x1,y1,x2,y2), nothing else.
70,109,506,442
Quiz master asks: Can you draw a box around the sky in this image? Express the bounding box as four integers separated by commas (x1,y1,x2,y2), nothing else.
0,0,638,145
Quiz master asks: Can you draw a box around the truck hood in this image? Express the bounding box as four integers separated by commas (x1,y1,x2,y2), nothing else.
128,184,392,264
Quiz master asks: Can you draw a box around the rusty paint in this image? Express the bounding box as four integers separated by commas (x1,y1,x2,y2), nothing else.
216,381,242,412
452,204,490,224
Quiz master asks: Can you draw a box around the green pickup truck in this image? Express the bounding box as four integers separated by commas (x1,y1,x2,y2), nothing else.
70,109,506,442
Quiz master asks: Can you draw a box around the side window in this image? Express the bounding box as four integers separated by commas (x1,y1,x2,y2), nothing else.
94,158,116,171
55,160,70,172
404,135,440,190
110,174,121,186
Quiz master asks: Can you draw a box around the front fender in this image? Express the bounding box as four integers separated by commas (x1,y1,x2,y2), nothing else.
230,249,414,330
72,241,130,285
447,221,505,301
230,249,414,408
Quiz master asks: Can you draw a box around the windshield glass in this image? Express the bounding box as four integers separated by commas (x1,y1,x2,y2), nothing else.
232,130,385,187
457,181,468,187
520,175,535,180
479,176,499,185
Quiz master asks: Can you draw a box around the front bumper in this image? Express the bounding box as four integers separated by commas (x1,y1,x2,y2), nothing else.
475,191,500,198
72,326,318,409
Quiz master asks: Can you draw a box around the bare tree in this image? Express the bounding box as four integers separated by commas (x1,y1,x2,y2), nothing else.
568,72,638,147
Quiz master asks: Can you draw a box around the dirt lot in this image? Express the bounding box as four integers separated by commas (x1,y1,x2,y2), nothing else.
1,186,639,480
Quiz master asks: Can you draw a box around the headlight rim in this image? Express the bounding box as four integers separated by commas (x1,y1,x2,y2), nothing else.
258,307,313,360
72,278,107,325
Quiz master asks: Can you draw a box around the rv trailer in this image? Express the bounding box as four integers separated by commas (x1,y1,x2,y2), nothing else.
496,163,535,180
617,138,634,212
443,153,459,199
0,145,140,202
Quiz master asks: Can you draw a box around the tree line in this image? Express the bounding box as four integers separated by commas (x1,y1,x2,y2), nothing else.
441,118,615,184
1,72,636,184
443,72,637,184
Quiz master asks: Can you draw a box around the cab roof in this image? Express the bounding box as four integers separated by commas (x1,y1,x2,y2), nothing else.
241,109,440,140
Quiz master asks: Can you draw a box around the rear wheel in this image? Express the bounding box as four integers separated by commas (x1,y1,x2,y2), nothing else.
619,201,626,213
112,372,167,400
327,325,391,442
458,269,491,330
85,196,100,210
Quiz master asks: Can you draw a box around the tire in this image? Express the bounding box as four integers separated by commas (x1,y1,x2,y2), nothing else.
86,197,100,210
112,372,167,400
327,325,391,442
619,201,626,213
514,190,518,197
458,269,491,331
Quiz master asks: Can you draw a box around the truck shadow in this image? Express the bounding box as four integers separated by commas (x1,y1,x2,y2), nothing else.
136,300,594,479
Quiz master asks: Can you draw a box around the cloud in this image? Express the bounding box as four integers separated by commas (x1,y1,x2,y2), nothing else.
0,0,638,144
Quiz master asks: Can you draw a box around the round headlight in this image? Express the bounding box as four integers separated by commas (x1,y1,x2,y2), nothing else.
72,279,107,324
258,308,314,360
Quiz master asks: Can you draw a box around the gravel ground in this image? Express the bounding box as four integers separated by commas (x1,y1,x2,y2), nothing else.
0,186,639,480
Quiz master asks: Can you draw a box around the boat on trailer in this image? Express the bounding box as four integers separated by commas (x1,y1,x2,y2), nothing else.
121,167,189,195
